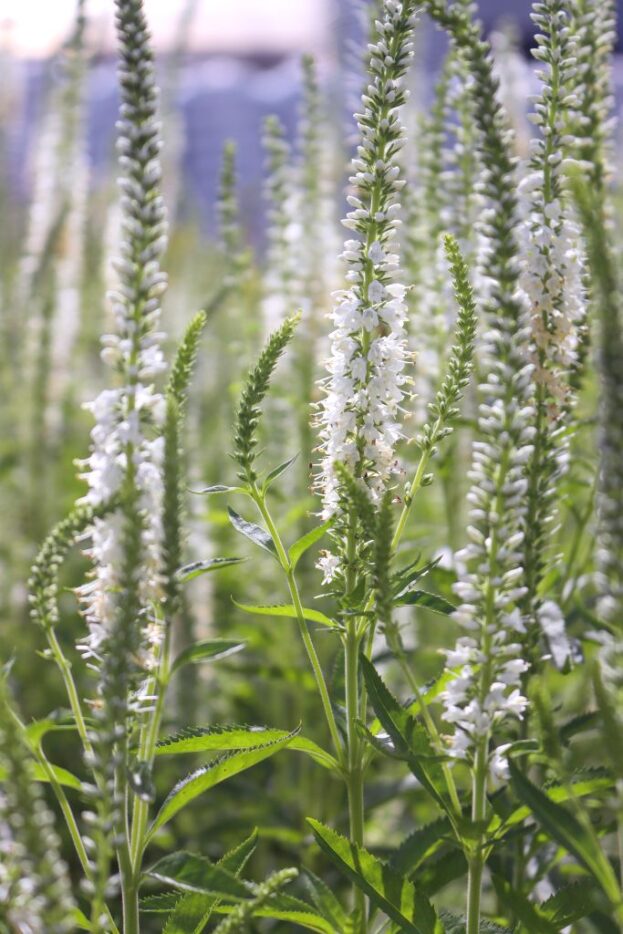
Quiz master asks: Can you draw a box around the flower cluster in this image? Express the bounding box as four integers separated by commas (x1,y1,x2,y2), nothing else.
316,0,417,526
568,0,616,193
76,0,168,677
426,0,535,777
516,0,587,647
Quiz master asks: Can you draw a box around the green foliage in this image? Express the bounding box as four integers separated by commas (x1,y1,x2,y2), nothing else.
308,819,443,934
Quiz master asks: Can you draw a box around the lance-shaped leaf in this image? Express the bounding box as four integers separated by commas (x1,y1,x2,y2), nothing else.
390,818,453,877
489,771,613,838
508,760,621,908
155,725,337,771
171,640,245,675
395,590,456,616
304,869,350,929
147,729,299,841
227,508,277,557
288,520,332,570
491,873,559,934
151,831,259,932
234,600,338,629
360,655,450,812
308,819,443,934
262,454,298,492
147,851,251,899
177,557,246,583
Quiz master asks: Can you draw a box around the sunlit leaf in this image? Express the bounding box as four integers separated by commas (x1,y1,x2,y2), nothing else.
147,730,299,841
308,819,443,934
227,508,277,557
171,640,245,675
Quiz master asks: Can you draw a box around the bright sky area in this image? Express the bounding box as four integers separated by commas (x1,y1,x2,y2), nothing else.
0,0,331,57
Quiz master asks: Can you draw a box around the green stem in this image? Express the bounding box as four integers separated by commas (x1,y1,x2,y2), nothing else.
45,627,94,760
466,739,488,934
252,488,343,762
130,621,172,867
345,616,366,931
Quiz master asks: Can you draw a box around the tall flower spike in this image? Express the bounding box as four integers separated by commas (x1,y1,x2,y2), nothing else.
518,0,587,657
426,0,535,780
75,0,168,912
317,0,417,527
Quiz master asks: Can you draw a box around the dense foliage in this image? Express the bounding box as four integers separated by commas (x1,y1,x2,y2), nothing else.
1,0,622,931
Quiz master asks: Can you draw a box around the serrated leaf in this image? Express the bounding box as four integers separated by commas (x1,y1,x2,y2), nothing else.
418,850,467,897
227,508,277,557
558,710,599,743
171,640,245,675
155,725,337,770
390,818,453,876
360,655,451,812
539,880,598,927
304,869,349,928
288,520,332,570
160,830,259,933
233,600,337,628
147,730,298,841
491,873,559,934
219,894,336,932
490,772,613,837
177,557,246,583
147,851,250,899
308,819,443,934
508,760,621,907
262,454,298,491
395,590,456,616
141,893,180,912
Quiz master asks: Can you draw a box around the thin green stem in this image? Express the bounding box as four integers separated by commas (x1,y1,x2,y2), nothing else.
466,740,487,934
252,488,343,762
45,627,94,760
345,615,367,931
130,621,172,867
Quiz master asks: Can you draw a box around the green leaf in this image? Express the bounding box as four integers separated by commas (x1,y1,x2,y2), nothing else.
147,851,250,899
25,710,76,746
539,881,598,927
508,760,621,907
395,591,456,616
491,873,559,934
308,820,443,934
288,520,332,570
147,729,299,841
192,485,242,495
262,454,298,491
171,641,245,675
233,600,337,629
304,869,349,929
230,894,337,932
159,831,259,933
593,665,623,775
72,908,92,930
141,893,179,912
360,655,450,812
227,508,277,557
177,558,246,582
0,761,83,791
155,725,338,771
390,818,453,876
